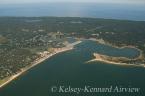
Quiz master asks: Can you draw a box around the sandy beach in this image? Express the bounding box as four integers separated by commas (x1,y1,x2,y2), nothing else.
0,41,82,88
87,57,145,67
86,53,145,68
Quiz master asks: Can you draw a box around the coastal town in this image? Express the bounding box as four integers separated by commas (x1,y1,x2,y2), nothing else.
0,39,82,88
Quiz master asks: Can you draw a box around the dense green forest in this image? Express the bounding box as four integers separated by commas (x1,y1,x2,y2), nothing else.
0,17,145,46
0,17,145,80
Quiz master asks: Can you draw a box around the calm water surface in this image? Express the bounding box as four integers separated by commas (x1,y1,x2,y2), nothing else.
0,40,145,96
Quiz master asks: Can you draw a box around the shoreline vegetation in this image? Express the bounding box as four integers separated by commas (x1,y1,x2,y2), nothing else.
86,38,145,68
0,41,82,88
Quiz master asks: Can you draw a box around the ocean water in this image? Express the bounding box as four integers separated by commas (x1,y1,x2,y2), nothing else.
0,3,145,21
0,41,145,96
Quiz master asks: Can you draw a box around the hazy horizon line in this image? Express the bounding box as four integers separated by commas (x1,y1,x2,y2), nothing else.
0,1,145,5
0,2,144,6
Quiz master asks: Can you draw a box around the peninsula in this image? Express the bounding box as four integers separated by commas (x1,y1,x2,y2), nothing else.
86,53,145,68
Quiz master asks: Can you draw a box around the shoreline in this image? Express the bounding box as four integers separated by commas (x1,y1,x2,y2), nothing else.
77,38,145,68
87,58,145,68
104,39,143,58
86,53,145,68
0,41,82,88
89,38,145,60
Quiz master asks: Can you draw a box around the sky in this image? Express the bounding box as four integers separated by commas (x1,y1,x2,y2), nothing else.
0,0,145,5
